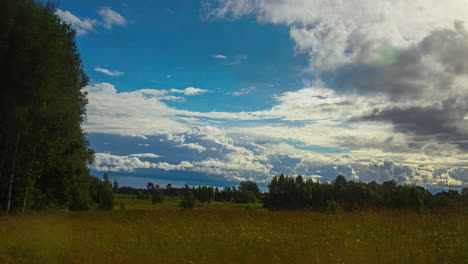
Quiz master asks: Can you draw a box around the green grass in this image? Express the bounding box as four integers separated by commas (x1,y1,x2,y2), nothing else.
114,194,182,201
1,198,467,263
114,194,139,199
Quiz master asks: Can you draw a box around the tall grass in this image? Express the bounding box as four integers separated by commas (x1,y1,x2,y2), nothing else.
1,199,467,263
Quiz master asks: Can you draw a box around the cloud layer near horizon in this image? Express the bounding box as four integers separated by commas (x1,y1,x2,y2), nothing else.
84,80,468,189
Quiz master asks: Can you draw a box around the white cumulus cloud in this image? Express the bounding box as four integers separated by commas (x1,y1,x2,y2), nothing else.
94,67,124,76
98,7,127,29
206,0,468,72
213,54,228,59
56,9,97,36
56,7,126,36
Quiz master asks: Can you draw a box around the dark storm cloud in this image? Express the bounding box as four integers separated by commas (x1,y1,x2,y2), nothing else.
339,22,468,100
340,23,468,148
358,100,468,138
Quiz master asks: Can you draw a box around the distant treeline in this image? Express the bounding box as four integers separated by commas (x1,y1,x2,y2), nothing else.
114,175,467,212
264,174,467,212
115,180,261,204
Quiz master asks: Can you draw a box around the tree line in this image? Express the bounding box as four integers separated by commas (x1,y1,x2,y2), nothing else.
264,174,467,212
178,181,261,209
105,174,467,212
112,179,262,209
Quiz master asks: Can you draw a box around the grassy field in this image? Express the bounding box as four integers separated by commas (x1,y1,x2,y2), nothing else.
1,198,467,264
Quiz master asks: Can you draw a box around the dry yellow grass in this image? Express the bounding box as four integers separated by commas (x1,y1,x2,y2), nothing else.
1,198,467,264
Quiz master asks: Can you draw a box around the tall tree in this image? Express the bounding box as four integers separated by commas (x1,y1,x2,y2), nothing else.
113,180,119,194
0,0,94,211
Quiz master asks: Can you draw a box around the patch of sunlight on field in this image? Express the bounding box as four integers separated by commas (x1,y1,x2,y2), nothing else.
1,200,467,264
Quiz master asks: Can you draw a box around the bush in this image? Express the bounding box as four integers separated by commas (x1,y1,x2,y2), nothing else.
98,184,114,210
151,188,164,205
137,191,148,200
180,188,195,209
237,191,257,204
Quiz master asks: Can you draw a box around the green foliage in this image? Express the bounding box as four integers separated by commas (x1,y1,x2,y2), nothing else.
0,0,94,212
195,186,214,203
237,191,256,204
211,181,261,203
239,181,260,197
137,191,148,200
151,185,164,205
89,176,114,210
112,180,119,194
265,174,463,212
180,185,195,209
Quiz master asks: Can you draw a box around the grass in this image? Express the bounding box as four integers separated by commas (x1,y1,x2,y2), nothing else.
0,198,467,264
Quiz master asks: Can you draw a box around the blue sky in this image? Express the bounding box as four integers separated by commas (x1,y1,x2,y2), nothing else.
57,0,468,190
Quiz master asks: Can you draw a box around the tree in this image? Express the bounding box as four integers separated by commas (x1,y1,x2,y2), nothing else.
98,182,114,210
165,183,172,196
196,186,214,203
151,184,164,205
113,180,119,194
180,184,195,209
239,181,260,197
238,191,256,204
89,176,113,210
147,182,154,191
0,0,94,211
103,173,110,185
214,187,221,201
264,174,450,212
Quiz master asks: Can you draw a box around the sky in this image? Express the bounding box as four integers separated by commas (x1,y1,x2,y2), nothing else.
56,0,468,191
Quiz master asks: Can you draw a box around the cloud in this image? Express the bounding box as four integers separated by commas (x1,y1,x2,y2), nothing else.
346,25,468,146
84,83,188,135
154,161,194,171
93,67,124,76
170,87,211,96
205,0,468,73
83,80,468,166
227,87,255,96
213,54,228,59
204,1,468,154
93,153,157,172
93,153,192,172
128,153,162,158
83,83,241,136
179,143,207,152
81,1,468,189
56,9,97,36
56,8,126,36
98,7,127,29
90,132,467,189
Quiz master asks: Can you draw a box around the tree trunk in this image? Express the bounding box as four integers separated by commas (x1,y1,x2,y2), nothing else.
22,144,36,213
0,139,8,189
6,131,20,215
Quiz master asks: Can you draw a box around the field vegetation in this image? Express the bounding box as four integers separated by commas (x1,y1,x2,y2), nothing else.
1,196,467,264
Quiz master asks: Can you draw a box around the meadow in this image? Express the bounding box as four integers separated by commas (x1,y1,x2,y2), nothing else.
1,197,467,264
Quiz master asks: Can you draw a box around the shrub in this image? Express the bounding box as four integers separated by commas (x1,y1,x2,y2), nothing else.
180,187,195,209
